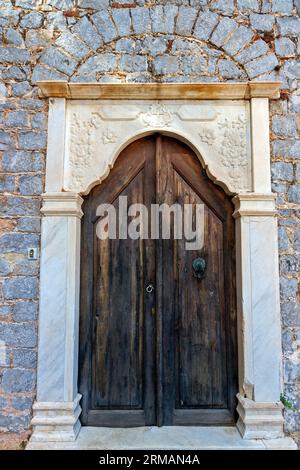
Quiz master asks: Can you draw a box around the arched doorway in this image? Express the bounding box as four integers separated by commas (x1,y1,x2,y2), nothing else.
79,134,238,427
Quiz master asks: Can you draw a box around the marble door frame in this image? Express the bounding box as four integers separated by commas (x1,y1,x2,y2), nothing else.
31,82,284,442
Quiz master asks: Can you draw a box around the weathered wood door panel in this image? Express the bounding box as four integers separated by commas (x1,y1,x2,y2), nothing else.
79,135,237,427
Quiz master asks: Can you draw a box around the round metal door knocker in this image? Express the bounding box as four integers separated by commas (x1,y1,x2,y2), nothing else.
146,283,154,294
192,257,207,280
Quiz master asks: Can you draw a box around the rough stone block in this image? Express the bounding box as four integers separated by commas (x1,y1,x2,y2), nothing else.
280,276,298,300
0,258,11,276
278,226,289,251
193,11,219,41
284,359,300,383
55,31,90,61
13,348,37,368
112,8,131,37
31,64,67,83
5,28,24,46
0,305,12,317
15,0,39,8
2,277,39,300
0,130,13,151
280,254,300,276
12,258,39,276
250,13,274,31
281,302,300,327
164,5,178,34
2,368,36,393
272,116,298,138
211,0,235,14
218,59,243,79
210,17,238,48
1,151,44,172
0,47,30,64
237,0,259,10
151,5,177,34
0,320,37,348
0,175,15,192
152,56,179,75
244,53,278,78
0,196,41,217
13,301,38,322
261,0,271,12
236,40,269,64
150,5,163,34
77,53,117,75
115,38,138,54
120,55,148,73
181,55,207,75
12,396,33,412
275,38,296,57
6,111,28,128
20,12,44,29
287,186,300,204
31,112,47,130
72,17,102,51
18,175,43,196
175,6,198,36
80,0,109,8
11,81,31,97
272,140,300,158
15,217,40,233
7,414,31,433
0,397,8,408
272,0,293,14
0,83,7,99
131,7,151,35
92,10,118,43
295,164,300,182
0,9,19,27
290,95,300,113
277,18,300,37
21,99,46,111
45,12,67,32
271,162,294,182
48,0,76,8
18,132,47,151
282,329,300,354
40,47,77,76
142,37,168,56
282,60,300,79
223,26,253,55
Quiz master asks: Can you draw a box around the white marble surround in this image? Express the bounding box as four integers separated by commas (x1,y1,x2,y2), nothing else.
30,82,292,449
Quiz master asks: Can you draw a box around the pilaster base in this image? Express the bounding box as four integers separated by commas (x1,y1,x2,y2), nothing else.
30,394,82,442
236,393,284,440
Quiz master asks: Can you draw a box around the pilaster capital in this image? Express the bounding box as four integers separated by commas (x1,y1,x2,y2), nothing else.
232,193,277,219
41,192,84,218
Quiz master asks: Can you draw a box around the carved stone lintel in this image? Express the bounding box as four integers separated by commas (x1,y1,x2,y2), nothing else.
140,103,173,127
67,101,251,194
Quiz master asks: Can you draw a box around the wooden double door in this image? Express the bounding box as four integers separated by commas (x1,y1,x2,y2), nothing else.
79,135,237,427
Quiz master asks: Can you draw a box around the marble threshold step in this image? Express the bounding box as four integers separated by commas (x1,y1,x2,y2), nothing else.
26,426,297,450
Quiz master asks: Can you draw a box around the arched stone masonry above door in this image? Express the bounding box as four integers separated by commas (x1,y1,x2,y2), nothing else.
29,81,292,446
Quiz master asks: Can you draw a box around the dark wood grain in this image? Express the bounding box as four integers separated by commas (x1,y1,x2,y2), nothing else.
79,135,238,427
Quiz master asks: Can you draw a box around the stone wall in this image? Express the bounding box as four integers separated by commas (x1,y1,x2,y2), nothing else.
0,0,299,440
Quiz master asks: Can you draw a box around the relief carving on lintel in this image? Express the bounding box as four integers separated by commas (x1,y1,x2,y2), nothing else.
65,100,251,195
